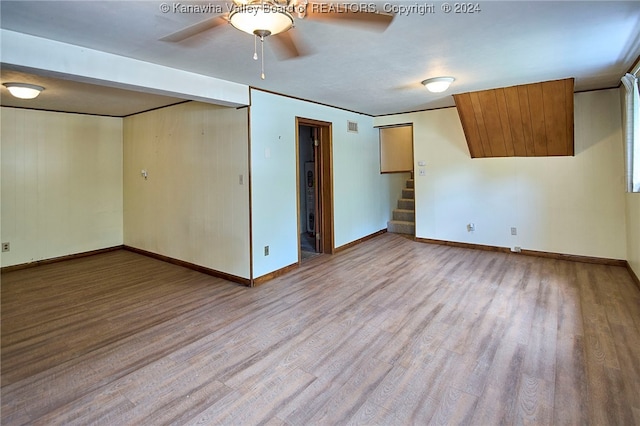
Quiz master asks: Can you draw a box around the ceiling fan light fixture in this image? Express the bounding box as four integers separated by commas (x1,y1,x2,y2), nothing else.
229,2,294,36
421,77,455,93
3,82,45,99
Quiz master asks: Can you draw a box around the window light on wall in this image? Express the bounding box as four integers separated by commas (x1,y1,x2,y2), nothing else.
621,64,640,193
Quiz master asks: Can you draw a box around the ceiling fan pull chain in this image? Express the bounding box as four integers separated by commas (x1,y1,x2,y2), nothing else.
260,36,266,80
253,35,258,61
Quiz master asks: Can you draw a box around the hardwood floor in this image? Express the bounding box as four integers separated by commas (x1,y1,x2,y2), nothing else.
2,233,639,425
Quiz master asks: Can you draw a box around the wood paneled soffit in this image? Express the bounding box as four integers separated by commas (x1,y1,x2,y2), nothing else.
453,78,574,158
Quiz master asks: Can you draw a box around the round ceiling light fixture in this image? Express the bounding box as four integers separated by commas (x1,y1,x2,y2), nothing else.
3,82,45,99
229,1,294,37
421,77,455,93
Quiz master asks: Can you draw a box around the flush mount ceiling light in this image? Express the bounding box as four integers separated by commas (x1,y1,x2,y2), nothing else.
421,77,455,93
3,82,45,99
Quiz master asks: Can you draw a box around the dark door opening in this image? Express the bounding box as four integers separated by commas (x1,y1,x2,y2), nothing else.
296,118,333,261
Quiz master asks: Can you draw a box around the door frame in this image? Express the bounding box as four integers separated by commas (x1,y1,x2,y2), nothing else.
295,117,334,261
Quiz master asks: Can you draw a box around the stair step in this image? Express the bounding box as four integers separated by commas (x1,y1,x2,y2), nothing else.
393,208,415,222
387,220,415,235
398,198,415,210
402,188,414,199
406,179,414,189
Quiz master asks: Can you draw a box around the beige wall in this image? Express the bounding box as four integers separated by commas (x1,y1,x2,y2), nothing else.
123,102,250,279
374,89,627,260
1,107,123,267
627,194,640,278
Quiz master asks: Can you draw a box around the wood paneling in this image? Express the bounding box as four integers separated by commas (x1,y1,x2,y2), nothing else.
528,82,548,156
495,88,516,157
454,92,484,157
454,78,574,158
470,91,493,156
503,86,528,156
518,84,537,156
543,79,569,155
478,89,508,157
2,233,639,424
123,101,250,279
0,107,123,268
565,79,576,155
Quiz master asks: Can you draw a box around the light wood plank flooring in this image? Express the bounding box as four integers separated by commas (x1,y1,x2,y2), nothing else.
2,233,640,425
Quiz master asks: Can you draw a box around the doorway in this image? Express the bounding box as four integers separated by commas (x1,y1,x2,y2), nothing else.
296,118,333,261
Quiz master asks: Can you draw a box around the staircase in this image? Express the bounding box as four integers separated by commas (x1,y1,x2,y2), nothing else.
387,177,415,235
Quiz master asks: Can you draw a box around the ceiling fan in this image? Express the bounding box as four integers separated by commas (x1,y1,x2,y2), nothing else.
160,0,395,79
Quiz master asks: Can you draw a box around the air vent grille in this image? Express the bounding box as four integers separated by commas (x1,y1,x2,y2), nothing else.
347,120,358,133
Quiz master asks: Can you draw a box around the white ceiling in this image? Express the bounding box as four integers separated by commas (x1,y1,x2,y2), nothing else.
1,1,639,117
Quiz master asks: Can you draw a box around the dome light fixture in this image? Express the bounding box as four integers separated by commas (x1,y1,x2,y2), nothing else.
3,82,45,99
421,77,455,93
228,0,295,80
228,1,294,37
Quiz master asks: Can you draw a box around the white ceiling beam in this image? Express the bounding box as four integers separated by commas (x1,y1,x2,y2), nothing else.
0,29,249,108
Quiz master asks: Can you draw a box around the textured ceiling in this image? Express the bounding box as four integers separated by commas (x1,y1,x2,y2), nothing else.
1,1,639,116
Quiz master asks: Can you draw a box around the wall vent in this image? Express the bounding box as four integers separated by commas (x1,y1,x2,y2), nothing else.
347,120,359,133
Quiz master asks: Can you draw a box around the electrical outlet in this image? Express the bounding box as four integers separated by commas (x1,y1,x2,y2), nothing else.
511,246,522,253
239,174,244,185
2,242,10,252
467,223,475,232
511,227,517,236
264,245,269,256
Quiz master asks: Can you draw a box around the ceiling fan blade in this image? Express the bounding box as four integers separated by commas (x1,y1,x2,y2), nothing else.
270,30,310,59
160,16,227,42
304,2,394,31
